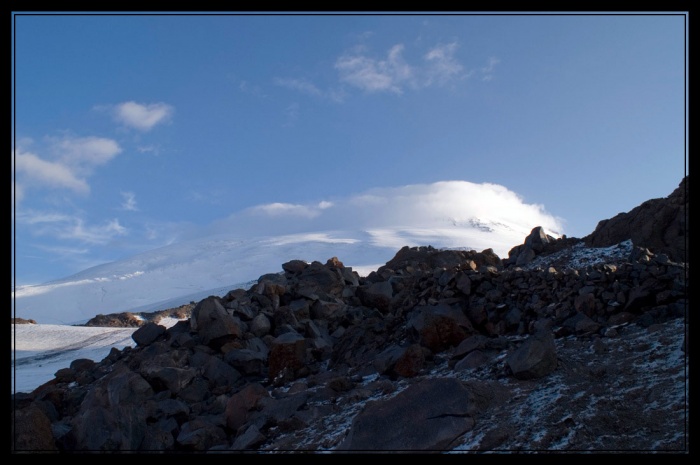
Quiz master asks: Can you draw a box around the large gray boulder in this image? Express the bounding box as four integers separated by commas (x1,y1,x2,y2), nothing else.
337,378,477,451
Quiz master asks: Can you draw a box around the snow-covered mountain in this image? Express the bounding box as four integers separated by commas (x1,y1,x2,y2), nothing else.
13,220,549,325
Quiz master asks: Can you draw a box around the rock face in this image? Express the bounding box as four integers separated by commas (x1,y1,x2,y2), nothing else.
11,180,689,453
584,176,687,262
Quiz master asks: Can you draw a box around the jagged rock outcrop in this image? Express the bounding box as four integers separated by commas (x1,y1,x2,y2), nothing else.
584,176,688,262
11,181,689,452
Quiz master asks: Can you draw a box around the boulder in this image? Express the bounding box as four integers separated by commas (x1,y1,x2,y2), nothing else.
337,378,478,451
506,329,558,380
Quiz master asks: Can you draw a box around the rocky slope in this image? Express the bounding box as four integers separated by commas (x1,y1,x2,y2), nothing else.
11,177,689,453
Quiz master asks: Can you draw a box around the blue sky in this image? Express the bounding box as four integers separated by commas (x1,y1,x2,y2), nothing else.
12,12,687,287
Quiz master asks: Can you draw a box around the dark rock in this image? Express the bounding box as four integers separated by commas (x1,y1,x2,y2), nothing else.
12,403,58,451
584,177,687,262
407,303,472,352
230,424,267,450
506,329,558,380
224,383,270,432
392,343,427,378
337,378,478,451
132,322,166,346
190,296,244,346
357,280,394,314
268,332,306,385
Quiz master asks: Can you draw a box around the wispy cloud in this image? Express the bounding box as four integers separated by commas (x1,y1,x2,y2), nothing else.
236,78,268,98
283,102,300,127
424,42,469,86
247,201,333,219
335,41,475,95
120,191,138,211
63,218,127,244
277,41,474,102
274,78,323,97
335,44,412,94
112,101,174,131
480,56,500,81
14,136,122,201
136,145,161,156
16,210,128,245
274,77,346,103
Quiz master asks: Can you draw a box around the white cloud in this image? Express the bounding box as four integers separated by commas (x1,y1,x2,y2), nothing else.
247,202,327,219
120,191,138,211
14,136,122,202
52,136,122,172
15,149,90,194
338,181,562,234
113,101,174,131
218,181,565,244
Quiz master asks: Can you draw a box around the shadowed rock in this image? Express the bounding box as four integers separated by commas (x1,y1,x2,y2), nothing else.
584,176,687,262
190,296,244,346
337,377,478,451
506,329,558,380
132,322,166,346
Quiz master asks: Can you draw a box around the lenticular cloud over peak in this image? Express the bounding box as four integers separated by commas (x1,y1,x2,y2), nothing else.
13,180,566,325
227,180,564,238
